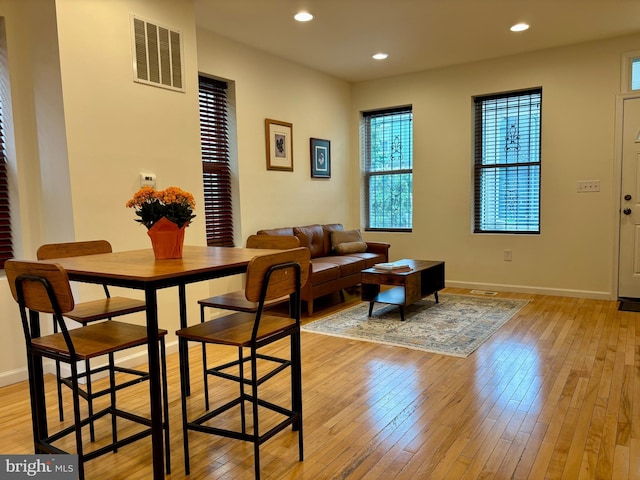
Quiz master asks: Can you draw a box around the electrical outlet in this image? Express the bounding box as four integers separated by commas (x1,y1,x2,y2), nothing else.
504,249,512,261
577,180,600,192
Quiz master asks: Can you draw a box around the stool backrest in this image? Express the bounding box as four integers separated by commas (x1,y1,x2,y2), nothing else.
37,240,115,299
246,235,300,249
36,240,112,260
245,247,309,304
5,260,75,314
6,260,77,354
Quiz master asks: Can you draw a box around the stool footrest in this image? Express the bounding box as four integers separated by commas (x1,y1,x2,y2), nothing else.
59,366,150,400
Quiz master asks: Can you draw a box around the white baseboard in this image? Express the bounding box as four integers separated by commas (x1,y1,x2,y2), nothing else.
446,280,614,300
0,366,29,387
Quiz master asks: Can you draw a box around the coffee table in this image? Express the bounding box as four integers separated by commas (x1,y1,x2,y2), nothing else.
361,259,445,321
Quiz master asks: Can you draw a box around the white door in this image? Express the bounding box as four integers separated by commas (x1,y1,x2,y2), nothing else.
619,96,640,298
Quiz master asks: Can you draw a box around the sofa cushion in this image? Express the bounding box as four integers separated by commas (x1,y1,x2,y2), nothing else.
309,260,341,284
294,224,325,258
347,251,387,268
321,255,366,276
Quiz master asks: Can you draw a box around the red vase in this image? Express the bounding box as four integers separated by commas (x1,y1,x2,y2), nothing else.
147,217,187,259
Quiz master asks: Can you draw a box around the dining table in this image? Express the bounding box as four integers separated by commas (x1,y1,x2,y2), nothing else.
45,244,280,479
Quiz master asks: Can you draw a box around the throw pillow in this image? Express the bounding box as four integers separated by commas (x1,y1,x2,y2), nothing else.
334,241,368,255
331,229,367,254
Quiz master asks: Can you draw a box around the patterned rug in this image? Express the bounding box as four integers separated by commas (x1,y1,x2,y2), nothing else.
302,293,528,357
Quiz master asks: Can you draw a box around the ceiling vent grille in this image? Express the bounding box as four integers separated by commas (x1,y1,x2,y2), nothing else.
131,15,184,92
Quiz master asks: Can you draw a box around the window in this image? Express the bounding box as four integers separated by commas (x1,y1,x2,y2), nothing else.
632,57,640,91
0,93,11,267
198,75,233,246
474,89,541,234
363,106,413,231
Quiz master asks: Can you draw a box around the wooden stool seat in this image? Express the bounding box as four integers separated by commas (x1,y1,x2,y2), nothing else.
64,297,146,324
198,291,289,314
177,312,295,346
32,320,167,358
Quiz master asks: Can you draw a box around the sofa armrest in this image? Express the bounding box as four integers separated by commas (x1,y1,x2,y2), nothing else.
366,241,390,261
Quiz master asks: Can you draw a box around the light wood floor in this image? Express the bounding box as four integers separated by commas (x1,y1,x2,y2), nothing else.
1,287,639,479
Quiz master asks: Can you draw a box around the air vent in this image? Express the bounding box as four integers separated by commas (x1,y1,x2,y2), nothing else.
131,15,184,92
470,290,498,296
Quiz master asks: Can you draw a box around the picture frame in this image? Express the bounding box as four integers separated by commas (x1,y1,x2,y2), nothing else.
265,118,293,171
310,138,331,178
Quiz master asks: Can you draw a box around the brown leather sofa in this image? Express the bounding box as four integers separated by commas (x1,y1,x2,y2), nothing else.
254,223,390,315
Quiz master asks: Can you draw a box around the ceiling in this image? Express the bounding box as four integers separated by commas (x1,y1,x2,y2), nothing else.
193,0,640,83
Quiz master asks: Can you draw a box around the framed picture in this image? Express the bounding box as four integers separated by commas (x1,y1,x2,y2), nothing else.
265,118,293,171
310,138,331,178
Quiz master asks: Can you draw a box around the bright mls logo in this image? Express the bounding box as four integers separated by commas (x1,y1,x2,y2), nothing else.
1,455,78,479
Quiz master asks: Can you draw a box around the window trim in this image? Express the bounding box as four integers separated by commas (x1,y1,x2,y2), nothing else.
473,88,542,235
621,50,640,92
362,106,413,232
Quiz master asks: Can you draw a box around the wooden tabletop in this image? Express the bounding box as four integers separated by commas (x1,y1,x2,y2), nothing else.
47,245,280,287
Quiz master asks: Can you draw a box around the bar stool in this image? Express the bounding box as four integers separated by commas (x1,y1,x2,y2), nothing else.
197,234,299,408
6,259,171,480
37,240,148,440
176,247,309,479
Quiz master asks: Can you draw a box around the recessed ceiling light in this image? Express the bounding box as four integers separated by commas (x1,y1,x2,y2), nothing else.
294,11,313,22
372,53,389,60
510,23,530,32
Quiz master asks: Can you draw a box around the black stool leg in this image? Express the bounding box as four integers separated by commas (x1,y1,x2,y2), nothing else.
71,362,86,480
108,352,118,451
201,305,210,411
179,337,191,475
54,321,64,422
251,347,261,480
86,357,96,442
160,337,171,473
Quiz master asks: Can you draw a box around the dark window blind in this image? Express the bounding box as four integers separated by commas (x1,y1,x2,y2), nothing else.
199,76,234,247
0,95,11,267
474,89,541,233
363,106,413,231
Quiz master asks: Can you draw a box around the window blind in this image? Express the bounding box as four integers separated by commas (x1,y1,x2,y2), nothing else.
474,89,541,233
199,76,234,247
0,95,11,268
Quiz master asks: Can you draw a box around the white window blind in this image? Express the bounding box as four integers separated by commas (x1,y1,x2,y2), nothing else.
474,89,541,233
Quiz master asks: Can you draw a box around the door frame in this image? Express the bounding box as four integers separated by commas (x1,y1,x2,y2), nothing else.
613,92,640,299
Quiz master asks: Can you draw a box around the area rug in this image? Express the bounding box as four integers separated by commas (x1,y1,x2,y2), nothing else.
302,293,528,357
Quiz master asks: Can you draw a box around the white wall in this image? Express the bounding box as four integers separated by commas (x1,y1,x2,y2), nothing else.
352,35,638,299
